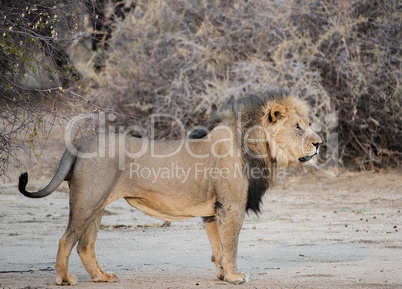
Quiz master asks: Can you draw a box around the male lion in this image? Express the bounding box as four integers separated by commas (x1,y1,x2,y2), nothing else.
18,90,322,285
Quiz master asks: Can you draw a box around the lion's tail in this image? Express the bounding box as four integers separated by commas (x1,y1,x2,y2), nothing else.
18,149,76,198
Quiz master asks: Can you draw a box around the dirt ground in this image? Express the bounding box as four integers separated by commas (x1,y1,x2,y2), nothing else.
0,135,401,289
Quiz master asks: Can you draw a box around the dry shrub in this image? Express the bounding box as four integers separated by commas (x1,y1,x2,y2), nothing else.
0,0,89,179
85,0,401,169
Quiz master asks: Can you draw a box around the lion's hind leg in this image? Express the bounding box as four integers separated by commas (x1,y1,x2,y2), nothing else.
55,233,78,286
77,211,118,283
55,187,112,286
202,216,224,280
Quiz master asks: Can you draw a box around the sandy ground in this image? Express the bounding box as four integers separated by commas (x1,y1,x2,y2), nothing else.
0,130,401,288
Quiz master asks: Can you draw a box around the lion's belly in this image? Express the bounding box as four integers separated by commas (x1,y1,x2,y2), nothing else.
124,195,216,221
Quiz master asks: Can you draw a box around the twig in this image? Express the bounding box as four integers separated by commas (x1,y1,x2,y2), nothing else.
0,267,55,274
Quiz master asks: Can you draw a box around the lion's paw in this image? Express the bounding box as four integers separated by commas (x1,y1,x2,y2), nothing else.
93,272,118,283
56,274,78,286
241,272,251,283
216,266,224,280
224,271,251,285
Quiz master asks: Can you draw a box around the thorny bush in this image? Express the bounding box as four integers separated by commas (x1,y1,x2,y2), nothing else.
87,0,400,169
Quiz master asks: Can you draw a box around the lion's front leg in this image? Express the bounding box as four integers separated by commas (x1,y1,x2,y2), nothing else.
215,204,250,284
202,216,224,280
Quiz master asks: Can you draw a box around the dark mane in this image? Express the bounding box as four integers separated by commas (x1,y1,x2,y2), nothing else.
190,89,288,214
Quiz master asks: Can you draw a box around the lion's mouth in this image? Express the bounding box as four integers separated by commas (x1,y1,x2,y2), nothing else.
298,153,317,163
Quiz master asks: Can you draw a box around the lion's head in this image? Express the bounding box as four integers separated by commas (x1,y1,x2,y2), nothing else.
261,95,322,167
190,89,322,214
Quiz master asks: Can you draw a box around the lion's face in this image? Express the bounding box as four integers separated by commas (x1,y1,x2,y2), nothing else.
262,97,323,167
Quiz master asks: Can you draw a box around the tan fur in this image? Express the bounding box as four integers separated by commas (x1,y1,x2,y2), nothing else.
19,93,322,285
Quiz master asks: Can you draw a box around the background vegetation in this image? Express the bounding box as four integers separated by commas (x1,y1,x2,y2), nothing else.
0,0,401,178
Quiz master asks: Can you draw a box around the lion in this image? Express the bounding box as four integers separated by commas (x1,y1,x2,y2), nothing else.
18,90,322,285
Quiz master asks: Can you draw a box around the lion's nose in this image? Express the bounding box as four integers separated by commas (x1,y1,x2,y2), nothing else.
313,142,322,149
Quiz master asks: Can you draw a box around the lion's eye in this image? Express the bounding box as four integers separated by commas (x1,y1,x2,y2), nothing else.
296,124,302,130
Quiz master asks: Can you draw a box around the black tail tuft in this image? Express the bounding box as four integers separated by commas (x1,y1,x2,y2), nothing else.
18,172,28,194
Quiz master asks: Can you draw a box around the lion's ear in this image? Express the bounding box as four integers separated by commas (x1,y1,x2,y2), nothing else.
269,104,287,122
